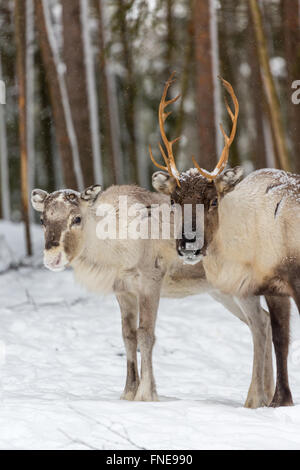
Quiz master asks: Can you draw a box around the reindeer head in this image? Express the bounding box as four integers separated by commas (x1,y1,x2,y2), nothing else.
150,73,242,264
31,185,102,271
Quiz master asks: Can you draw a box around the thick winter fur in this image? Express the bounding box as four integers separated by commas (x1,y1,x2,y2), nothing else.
154,167,298,407
32,183,274,406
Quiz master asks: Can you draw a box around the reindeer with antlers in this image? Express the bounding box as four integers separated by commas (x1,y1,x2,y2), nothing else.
151,73,297,407
31,73,275,405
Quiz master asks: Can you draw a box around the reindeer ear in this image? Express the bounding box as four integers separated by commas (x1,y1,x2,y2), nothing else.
31,189,48,212
80,185,102,203
214,166,244,196
152,171,176,195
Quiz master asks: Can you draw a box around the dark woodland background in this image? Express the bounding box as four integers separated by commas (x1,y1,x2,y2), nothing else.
0,0,300,254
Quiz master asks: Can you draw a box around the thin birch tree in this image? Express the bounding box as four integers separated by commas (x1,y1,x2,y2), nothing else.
0,52,10,220
26,0,35,219
15,0,32,255
249,0,291,171
282,0,300,173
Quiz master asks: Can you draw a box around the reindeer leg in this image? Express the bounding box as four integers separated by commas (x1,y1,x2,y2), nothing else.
116,292,139,401
265,295,293,407
264,315,275,405
235,296,274,408
211,291,273,408
134,287,160,402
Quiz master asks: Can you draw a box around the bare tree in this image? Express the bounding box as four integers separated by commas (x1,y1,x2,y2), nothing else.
80,0,103,184
247,4,268,169
115,0,138,183
94,0,123,185
26,0,35,220
61,0,96,187
282,0,300,173
249,0,291,171
0,52,10,220
34,0,83,190
15,0,32,255
193,0,217,169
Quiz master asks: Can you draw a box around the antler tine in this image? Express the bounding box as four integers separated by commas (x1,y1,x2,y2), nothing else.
149,145,168,172
149,72,181,187
193,77,239,180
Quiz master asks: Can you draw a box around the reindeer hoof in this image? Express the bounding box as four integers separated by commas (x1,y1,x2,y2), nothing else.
269,397,294,407
244,395,268,409
134,385,159,402
120,390,137,401
265,389,275,407
268,389,294,407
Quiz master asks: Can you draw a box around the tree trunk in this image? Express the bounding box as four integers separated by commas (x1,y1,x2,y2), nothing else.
249,0,291,172
193,0,217,169
0,52,10,220
175,14,194,140
94,0,123,185
165,0,174,79
36,49,56,192
282,0,300,173
61,0,95,187
116,0,138,184
247,6,268,169
26,0,35,220
34,0,82,190
218,0,240,167
80,0,103,185
15,0,32,255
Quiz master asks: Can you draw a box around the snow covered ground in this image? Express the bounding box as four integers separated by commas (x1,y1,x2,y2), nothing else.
1,221,300,450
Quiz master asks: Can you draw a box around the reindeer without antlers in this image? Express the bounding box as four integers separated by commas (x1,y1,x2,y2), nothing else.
151,73,296,407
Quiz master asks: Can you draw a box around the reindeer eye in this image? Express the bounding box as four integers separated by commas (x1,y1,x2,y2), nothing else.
73,216,82,225
210,198,218,207
170,199,175,206
40,217,44,225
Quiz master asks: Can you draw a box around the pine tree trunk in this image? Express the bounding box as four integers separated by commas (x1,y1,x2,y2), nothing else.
116,0,138,184
0,52,10,220
218,0,240,167
249,0,291,171
15,0,32,255
36,50,56,192
282,0,300,173
61,0,95,187
34,0,82,190
80,0,103,185
165,0,174,79
0,55,10,220
193,0,217,170
247,6,268,169
26,0,35,220
94,0,123,185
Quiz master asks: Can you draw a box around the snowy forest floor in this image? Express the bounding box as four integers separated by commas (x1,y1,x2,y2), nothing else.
1,222,300,449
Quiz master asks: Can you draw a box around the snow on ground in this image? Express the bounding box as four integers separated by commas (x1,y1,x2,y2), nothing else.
0,222,300,450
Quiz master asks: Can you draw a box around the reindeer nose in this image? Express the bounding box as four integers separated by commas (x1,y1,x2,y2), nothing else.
177,233,202,258
45,240,59,250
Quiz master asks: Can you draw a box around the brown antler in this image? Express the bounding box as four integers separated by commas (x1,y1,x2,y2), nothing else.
149,72,181,187
192,77,239,180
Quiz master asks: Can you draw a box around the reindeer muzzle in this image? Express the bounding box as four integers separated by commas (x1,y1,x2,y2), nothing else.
177,235,203,265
